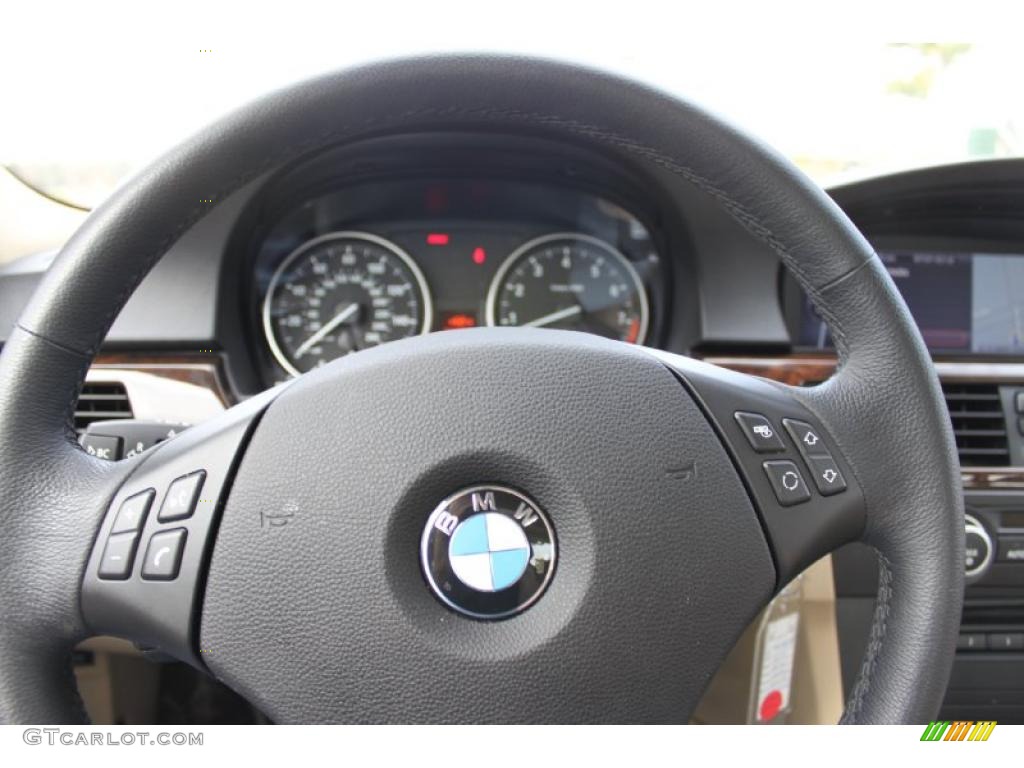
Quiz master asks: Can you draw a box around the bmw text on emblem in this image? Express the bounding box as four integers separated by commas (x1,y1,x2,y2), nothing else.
420,485,556,619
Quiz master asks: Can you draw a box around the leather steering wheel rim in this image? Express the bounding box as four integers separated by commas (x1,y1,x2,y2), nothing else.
0,55,963,724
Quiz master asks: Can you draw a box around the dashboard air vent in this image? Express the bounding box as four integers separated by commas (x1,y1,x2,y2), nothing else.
942,382,1009,467
75,381,133,432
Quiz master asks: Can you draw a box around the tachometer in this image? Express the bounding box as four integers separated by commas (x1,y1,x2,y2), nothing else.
263,232,432,376
485,233,649,344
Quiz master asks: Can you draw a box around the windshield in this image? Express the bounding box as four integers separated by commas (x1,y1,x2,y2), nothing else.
2,28,1020,212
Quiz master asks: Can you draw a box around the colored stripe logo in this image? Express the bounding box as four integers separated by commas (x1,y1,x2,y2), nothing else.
920,721,996,741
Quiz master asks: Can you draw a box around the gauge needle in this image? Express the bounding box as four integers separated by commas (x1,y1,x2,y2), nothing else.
522,305,582,328
294,303,359,359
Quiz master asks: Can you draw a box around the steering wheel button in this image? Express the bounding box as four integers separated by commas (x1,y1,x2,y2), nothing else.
734,412,785,452
141,528,187,581
805,456,847,496
110,489,155,534
157,471,205,522
98,533,140,580
782,419,831,459
762,461,811,506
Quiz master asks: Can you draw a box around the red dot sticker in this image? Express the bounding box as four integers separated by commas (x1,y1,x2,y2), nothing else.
759,690,783,722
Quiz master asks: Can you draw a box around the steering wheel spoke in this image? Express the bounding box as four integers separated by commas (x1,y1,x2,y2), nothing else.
81,385,284,667
650,350,867,588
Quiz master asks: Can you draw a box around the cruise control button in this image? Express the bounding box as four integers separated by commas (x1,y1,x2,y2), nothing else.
734,412,785,453
141,528,187,580
782,419,831,458
805,456,847,496
98,533,140,580
157,471,205,522
762,461,811,506
110,489,155,534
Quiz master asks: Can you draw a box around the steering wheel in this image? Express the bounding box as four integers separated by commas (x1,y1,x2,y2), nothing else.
0,56,963,724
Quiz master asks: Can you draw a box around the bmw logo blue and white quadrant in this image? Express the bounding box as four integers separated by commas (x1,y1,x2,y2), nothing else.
449,513,531,592
420,486,556,619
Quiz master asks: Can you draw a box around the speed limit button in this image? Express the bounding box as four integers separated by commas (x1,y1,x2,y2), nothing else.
762,460,811,506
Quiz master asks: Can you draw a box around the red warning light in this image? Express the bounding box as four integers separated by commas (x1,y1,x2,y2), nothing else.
626,318,641,344
472,247,486,265
426,233,450,246
442,313,477,330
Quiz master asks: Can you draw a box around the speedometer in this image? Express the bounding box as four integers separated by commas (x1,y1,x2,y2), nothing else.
263,232,432,376
485,233,649,344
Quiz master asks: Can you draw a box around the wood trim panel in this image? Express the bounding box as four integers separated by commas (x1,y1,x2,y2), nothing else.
702,355,838,386
91,353,233,406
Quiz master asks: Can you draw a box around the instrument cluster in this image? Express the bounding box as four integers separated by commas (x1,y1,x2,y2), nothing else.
251,177,667,380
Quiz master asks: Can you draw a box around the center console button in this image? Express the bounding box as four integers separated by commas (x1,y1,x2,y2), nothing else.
957,633,987,651
964,515,993,579
987,633,1024,651
997,536,1024,563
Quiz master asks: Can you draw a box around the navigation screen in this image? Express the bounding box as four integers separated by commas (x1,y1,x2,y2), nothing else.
799,250,1024,354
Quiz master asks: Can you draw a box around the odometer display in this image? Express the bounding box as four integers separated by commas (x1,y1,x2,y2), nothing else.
263,232,432,376
486,233,649,344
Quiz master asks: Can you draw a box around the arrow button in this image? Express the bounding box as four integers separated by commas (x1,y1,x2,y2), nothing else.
806,456,847,496
782,419,831,459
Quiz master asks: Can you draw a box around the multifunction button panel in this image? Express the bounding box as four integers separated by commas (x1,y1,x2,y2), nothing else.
98,490,155,579
96,473,204,582
674,361,866,588
734,412,850,507
782,419,847,496
81,392,272,668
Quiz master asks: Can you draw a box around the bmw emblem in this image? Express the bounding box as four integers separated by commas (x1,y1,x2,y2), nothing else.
420,485,556,619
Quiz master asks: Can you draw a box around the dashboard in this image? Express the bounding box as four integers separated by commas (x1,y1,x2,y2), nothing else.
251,177,663,378
219,134,688,388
